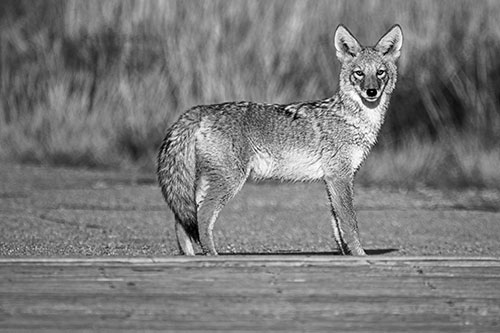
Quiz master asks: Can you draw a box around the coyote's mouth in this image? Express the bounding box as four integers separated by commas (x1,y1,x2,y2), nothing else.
361,95,381,107
364,96,379,103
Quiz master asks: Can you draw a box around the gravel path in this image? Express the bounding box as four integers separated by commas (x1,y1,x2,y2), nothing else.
1,163,499,257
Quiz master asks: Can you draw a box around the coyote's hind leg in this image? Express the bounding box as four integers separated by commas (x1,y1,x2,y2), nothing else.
197,171,247,255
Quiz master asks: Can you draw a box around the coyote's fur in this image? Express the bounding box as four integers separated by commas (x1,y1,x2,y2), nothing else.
157,24,403,256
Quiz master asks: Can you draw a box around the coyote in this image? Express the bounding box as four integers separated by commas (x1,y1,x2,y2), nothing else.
158,24,403,256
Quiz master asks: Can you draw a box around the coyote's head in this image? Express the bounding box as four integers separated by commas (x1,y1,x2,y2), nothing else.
334,24,403,108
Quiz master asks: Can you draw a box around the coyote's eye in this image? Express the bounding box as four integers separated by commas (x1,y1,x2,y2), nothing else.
376,69,386,78
353,70,364,79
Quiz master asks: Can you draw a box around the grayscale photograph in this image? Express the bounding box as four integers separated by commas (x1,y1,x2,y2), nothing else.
0,0,499,331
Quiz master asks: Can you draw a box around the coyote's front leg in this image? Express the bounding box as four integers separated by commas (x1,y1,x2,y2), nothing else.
324,176,366,256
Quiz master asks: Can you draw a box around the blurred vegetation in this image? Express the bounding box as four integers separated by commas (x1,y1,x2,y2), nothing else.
0,0,499,187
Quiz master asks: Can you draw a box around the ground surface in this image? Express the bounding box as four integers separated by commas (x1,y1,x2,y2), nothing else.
1,163,500,332
1,163,499,257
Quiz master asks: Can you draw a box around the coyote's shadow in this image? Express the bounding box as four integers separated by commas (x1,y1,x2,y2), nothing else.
218,248,398,256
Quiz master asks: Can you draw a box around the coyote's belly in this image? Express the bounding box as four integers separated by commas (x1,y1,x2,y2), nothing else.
249,149,324,181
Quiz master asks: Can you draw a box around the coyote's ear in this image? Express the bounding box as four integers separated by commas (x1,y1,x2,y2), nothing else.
375,24,403,60
334,25,362,62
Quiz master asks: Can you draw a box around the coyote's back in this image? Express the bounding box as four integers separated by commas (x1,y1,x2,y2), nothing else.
157,24,403,256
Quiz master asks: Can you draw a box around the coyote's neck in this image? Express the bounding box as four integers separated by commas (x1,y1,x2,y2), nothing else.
334,89,391,146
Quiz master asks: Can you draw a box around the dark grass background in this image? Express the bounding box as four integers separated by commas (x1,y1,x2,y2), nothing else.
0,0,499,188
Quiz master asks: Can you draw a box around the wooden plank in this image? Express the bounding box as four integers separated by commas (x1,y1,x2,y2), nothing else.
0,257,499,332
1,255,500,265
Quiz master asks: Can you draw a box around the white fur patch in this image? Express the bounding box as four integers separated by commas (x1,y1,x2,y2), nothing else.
195,175,210,208
351,146,366,172
346,90,385,127
364,94,386,126
250,149,324,181
249,152,275,178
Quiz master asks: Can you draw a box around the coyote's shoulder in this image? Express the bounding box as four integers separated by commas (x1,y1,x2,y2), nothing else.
157,24,403,256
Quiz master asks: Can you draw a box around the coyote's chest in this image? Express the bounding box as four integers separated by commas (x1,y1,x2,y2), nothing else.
249,149,324,181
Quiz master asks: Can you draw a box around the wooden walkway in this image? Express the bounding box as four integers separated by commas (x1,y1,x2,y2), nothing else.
0,256,499,332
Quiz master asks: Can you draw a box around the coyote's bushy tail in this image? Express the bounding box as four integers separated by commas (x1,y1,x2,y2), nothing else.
157,109,201,243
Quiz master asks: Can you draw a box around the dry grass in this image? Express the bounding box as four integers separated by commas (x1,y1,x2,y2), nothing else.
359,136,500,188
0,0,499,187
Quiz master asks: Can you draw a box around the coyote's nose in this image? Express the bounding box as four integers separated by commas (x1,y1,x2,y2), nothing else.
366,89,377,97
